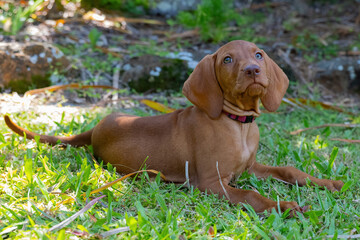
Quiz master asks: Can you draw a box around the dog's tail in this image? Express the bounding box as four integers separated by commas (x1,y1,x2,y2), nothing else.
4,115,93,147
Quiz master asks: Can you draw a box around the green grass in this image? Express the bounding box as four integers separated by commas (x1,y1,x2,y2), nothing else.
0,98,359,239
290,31,339,62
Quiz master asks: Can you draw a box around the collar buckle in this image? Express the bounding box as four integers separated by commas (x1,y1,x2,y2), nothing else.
243,116,255,123
223,111,255,123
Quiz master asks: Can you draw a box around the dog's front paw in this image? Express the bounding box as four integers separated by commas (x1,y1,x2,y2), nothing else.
279,201,301,212
279,201,310,217
265,201,303,217
325,180,344,192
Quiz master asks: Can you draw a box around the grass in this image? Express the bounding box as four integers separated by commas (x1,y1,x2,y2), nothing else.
290,31,339,63
0,96,359,239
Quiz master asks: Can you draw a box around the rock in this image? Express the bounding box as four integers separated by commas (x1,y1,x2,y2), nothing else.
149,0,201,17
0,42,69,93
122,54,192,93
314,56,360,94
122,47,227,93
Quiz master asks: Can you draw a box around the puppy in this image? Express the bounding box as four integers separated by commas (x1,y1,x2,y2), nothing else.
4,40,343,214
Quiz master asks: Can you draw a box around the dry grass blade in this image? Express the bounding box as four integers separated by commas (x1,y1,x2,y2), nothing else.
282,98,306,109
290,123,360,135
249,2,287,10
326,234,360,239
111,17,165,25
0,227,18,237
53,198,77,210
216,161,230,200
166,29,199,41
141,99,176,113
285,98,355,116
24,83,117,96
185,161,190,188
112,26,133,34
95,46,123,58
49,192,78,210
69,230,89,237
330,138,360,143
100,227,130,238
84,169,167,197
338,51,360,56
49,195,105,232
81,8,164,25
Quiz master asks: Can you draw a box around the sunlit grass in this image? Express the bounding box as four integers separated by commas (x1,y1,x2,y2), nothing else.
0,98,359,239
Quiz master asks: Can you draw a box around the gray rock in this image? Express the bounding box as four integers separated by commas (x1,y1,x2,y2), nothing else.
122,54,191,92
314,56,360,93
0,42,69,92
149,0,201,17
121,47,219,93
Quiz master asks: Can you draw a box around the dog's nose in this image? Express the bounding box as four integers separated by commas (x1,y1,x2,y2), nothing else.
244,65,261,77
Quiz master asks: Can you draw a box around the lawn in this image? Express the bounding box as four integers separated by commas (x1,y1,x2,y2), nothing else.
0,94,359,239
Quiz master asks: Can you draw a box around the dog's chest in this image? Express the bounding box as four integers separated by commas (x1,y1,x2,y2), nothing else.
233,136,253,164
229,123,259,172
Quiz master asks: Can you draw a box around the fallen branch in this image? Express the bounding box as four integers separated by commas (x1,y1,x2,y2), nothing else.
330,138,360,143
24,83,117,96
290,123,360,135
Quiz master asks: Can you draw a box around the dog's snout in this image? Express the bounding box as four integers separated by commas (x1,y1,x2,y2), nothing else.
244,65,261,77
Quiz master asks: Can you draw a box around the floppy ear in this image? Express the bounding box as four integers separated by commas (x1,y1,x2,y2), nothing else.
261,51,289,112
182,54,223,119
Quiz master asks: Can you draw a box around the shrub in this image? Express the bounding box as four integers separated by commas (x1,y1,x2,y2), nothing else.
177,0,237,42
0,0,43,35
80,0,153,15
177,0,265,43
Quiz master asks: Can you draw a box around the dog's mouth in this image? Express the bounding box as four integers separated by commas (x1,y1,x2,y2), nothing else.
246,82,266,97
249,82,265,87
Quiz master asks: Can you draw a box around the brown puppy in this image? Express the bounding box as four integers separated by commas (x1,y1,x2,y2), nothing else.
4,40,343,214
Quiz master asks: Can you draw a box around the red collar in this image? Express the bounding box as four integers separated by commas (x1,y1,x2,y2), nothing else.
222,110,256,123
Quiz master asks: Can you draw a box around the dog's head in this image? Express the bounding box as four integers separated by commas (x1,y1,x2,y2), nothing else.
182,40,289,119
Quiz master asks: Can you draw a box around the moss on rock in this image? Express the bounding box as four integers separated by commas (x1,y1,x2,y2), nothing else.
6,74,51,94
128,58,191,93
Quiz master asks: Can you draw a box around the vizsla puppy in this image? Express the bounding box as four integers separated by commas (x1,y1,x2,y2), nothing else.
4,40,343,214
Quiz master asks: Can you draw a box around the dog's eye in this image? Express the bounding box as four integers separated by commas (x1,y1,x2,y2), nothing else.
223,56,232,64
255,52,263,59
